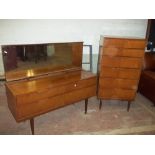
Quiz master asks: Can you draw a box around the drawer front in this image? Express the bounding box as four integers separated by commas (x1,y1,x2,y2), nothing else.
99,78,138,90
17,77,96,105
124,39,146,49
103,38,146,49
17,85,96,121
102,48,144,58
104,38,124,48
101,56,142,69
100,67,141,79
6,87,17,120
98,88,136,100
64,85,96,104
17,95,64,121
17,86,66,105
65,78,96,92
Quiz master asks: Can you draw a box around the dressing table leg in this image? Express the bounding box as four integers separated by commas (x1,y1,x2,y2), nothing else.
85,98,88,114
30,118,34,135
99,99,102,110
127,101,131,112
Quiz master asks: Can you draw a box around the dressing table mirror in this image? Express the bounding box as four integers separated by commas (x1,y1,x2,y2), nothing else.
2,42,82,81
2,42,97,134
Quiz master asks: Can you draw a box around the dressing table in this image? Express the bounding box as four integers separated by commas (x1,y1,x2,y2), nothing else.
2,42,97,134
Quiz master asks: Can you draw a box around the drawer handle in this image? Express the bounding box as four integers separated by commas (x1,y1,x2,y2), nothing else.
74,84,77,87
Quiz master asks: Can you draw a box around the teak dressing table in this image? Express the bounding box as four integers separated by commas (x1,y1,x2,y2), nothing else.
2,42,97,134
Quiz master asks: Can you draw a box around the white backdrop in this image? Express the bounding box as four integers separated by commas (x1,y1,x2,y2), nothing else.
0,19,148,75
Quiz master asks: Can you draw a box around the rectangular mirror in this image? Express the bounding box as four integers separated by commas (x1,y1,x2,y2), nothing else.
2,42,83,81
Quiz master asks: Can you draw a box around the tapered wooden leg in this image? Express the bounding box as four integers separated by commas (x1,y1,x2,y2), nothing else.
85,98,88,114
30,118,34,135
99,99,102,110
127,101,131,112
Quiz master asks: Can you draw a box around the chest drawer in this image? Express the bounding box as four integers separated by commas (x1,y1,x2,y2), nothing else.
101,56,142,69
100,67,141,79
102,48,144,58
16,77,96,105
104,38,146,49
98,88,136,100
99,78,138,90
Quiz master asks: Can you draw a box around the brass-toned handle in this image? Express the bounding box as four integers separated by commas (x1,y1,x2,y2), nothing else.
74,84,77,87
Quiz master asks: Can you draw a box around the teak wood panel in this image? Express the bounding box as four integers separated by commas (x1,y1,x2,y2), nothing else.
99,78,138,90
16,85,96,121
102,48,144,58
101,56,142,69
99,67,141,79
98,88,136,100
103,38,146,49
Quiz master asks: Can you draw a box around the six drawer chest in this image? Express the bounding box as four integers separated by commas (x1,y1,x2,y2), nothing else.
97,36,146,111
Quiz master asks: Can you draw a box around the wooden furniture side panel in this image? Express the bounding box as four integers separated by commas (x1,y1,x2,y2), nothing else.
100,67,141,79
16,85,96,121
101,56,142,69
72,42,83,67
138,71,155,104
5,86,18,120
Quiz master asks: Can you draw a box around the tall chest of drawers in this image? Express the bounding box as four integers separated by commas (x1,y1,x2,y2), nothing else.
98,37,146,110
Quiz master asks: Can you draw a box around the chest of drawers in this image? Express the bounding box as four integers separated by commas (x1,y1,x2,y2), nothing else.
98,37,146,110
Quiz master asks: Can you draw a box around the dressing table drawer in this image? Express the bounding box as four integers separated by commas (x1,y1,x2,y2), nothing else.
17,87,66,104
65,77,96,92
16,85,96,121
16,77,96,105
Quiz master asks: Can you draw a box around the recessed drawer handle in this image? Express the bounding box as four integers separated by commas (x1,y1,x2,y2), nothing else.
74,84,77,87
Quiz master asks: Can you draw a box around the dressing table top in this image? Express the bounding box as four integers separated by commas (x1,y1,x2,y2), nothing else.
6,70,96,96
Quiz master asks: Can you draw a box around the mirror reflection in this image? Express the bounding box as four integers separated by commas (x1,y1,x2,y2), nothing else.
2,43,73,73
